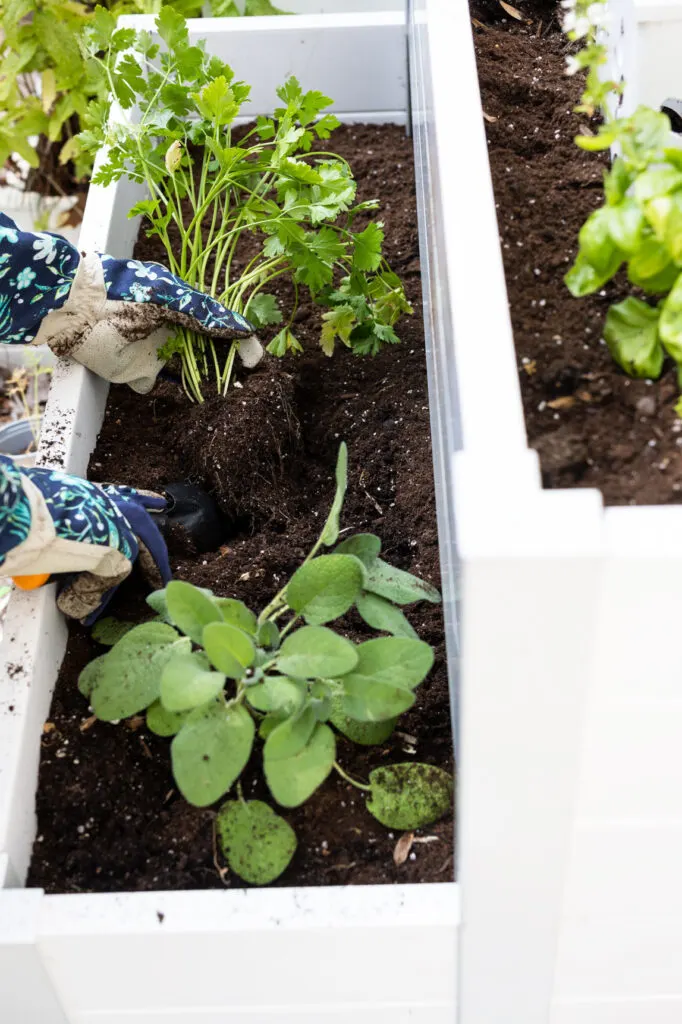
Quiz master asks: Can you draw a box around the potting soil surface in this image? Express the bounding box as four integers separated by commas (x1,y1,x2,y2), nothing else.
472,0,682,505
27,124,455,894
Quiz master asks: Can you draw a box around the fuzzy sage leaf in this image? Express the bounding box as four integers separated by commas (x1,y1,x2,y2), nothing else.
366,763,453,830
171,701,255,807
216,799,296,886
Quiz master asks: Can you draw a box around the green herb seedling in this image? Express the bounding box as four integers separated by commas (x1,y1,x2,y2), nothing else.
78,9,412,403
563,0,682,412
79,443,451,884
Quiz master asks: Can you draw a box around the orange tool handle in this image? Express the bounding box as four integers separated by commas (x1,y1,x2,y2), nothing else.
12,573,51,591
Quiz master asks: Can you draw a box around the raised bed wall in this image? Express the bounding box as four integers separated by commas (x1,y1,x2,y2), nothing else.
0,11,459,1024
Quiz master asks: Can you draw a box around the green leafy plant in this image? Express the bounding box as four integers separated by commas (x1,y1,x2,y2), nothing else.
211,0,289,13
0,0,286,186
79,444,451,885
563,0,682,411
78,9,412,402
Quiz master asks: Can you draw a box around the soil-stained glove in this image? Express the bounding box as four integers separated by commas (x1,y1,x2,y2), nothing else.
0,213,263,394
0,455,171,623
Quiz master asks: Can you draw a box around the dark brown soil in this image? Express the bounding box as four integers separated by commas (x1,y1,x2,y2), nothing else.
27,124,455,895
473,0,682,504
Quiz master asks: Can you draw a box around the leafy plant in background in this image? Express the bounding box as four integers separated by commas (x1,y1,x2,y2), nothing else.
4,350,53,450
0,0,286,186
81,444,451,885
77,9,412,402
563,0,682,413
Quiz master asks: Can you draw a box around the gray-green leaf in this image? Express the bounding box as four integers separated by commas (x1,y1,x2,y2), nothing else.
203,622,255,678
78,654,108,699
216,800,296,885
246,675,305,714
146,700,189,737
165,580,222,644
171,701,255,807
342,636,433,690
335,533,381,567
365,558,441,606
276,626,358,678
264,722,336,807
256,619,280,649
355,592,418,639
366,763,453,829
264,702,317,760
91,617,135,646
160,653,226,712
330,695,397,746
286,554,364,625
216,598,258,635
90,633,189,721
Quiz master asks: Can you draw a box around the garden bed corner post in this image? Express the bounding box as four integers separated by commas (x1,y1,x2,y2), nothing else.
454,449,603,1024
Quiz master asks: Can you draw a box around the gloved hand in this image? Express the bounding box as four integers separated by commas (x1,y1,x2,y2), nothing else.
0,455,171,623
0,213,263,394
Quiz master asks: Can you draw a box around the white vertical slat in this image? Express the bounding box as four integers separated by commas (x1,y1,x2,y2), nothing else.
0,889,68,1024
409,0,461,736
0,589,67,885
455,452,604,1024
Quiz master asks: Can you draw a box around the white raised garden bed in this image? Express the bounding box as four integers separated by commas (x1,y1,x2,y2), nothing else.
0,9,459,1024
435,2,682,1024
605,0,682,120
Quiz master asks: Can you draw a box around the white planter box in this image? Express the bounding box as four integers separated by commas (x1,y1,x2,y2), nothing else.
414,2,682,1024
605,0,682,120
0,11,458,1024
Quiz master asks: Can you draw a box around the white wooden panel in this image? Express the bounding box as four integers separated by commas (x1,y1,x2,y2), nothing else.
562,822,682,917
68,1006,452,1024
0,890,68,1024
589,508,682,701
554,915,682,1000
575,702,682,819
552,998,682,1024
415,0,525,452
0,589,67,886
39,885,457,1019
456,501,602,1024
410,0,461,734
121,14,408,119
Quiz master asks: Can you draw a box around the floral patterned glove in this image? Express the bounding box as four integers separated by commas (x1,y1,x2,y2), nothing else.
0,213,263,393
0,455,171,623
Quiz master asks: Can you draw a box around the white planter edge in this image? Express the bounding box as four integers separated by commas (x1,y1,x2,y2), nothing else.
413,1,682,1021
0,12,458,1024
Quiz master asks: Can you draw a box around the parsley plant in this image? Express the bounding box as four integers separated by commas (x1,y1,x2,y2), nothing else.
79,9,412,402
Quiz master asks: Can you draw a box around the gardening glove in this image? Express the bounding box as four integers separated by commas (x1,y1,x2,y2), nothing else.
0,454,171,623
0,213,263,394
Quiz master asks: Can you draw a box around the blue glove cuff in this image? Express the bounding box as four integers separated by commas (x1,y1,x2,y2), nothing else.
0,213,79,344
100,255,253,336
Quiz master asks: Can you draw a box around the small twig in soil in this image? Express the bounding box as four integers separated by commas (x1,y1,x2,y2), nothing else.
363,489,384,515
437,854,454,876
139,737,153,759
79,715,97,732
212,818,230,886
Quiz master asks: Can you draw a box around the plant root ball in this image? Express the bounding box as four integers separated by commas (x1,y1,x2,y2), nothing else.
170,361,300,524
